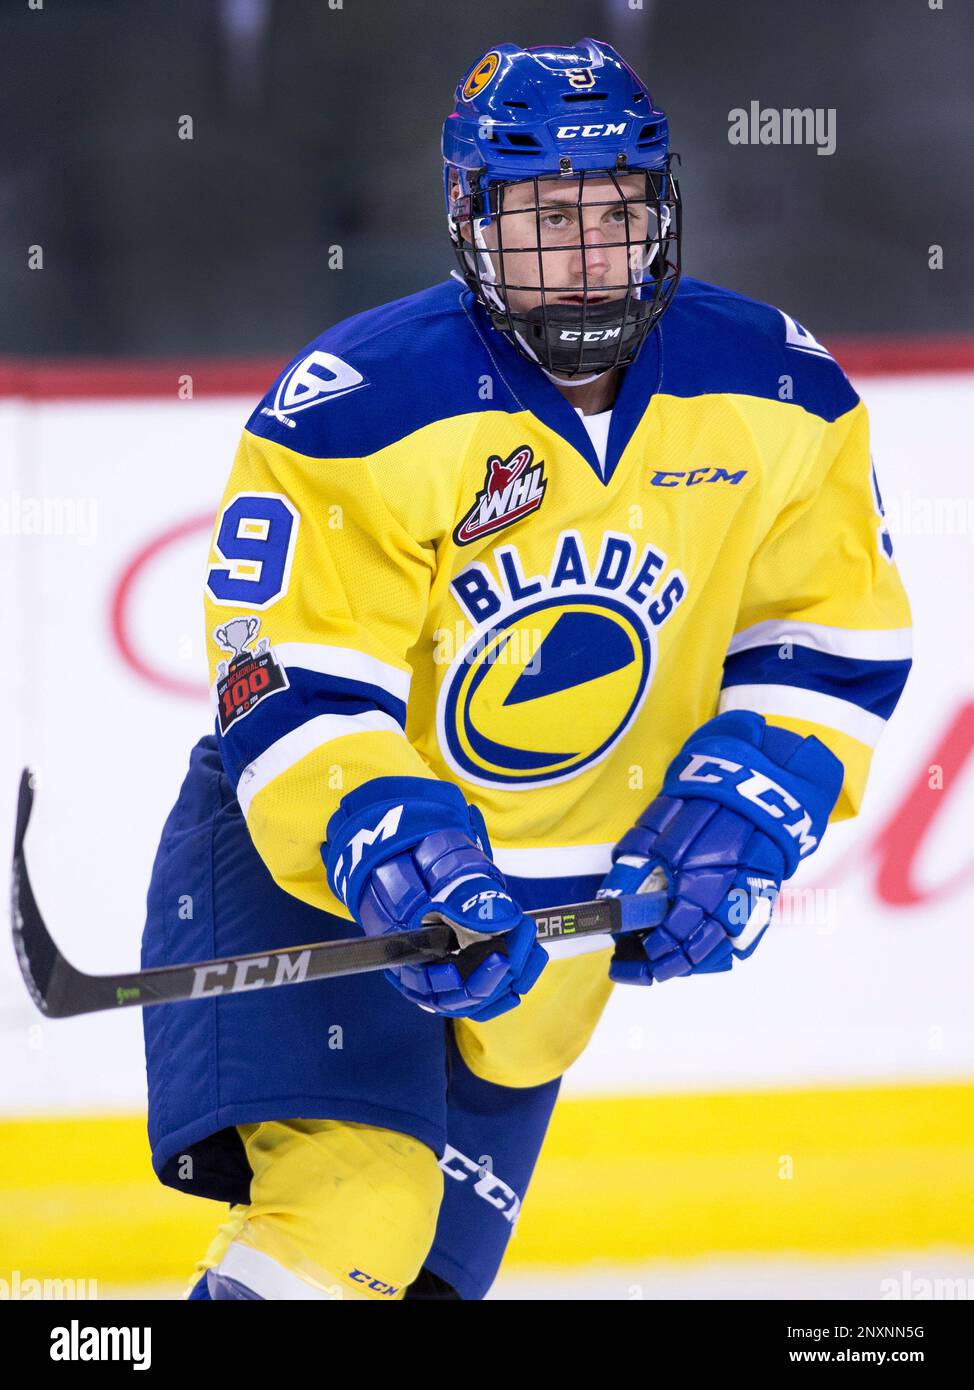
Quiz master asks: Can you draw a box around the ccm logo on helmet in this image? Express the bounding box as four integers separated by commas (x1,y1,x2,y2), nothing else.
556,122,628,139
559,327,623,343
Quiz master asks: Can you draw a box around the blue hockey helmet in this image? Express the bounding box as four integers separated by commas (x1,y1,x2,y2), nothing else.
442,39,681,377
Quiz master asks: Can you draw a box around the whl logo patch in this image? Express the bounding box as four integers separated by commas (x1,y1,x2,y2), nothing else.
454,445,547,546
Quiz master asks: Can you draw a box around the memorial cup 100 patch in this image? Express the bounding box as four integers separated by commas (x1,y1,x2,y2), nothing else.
214,617,288,733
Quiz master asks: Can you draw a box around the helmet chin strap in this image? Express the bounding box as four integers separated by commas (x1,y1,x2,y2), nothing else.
509,324,611,384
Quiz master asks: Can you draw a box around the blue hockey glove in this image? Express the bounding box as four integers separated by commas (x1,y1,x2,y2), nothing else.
598,711,844,985
323,777,547,1021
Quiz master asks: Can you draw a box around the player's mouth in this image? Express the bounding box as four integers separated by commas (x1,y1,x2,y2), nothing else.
554,292,611,305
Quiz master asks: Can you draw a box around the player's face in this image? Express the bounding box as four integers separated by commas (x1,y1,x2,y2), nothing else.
483,174,653,316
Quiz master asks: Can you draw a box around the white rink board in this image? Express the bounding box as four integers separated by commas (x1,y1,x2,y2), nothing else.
0,373,972,1113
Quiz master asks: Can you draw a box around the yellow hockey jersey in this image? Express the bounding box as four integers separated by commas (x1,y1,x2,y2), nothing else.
204,276,912,935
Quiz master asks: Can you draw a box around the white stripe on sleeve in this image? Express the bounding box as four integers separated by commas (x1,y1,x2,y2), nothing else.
211,643,411,709
274,643,411,703
726,620,912,662
718,683,885,746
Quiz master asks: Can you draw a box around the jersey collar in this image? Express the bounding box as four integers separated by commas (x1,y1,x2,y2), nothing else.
461,289,663,487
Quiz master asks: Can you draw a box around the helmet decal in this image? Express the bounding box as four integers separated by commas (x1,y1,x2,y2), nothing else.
462,50,501,101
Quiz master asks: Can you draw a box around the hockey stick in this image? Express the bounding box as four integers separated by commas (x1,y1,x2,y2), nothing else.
10,768,665,1019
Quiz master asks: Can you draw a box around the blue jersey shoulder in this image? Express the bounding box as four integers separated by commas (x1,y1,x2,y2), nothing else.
243,275,859,461
659,277,859,423
244,280,502,458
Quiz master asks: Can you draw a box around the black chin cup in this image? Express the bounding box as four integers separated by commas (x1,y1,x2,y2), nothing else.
503,295,656,377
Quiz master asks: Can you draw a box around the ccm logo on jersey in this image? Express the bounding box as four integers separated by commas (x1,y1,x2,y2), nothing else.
454,445,547,546
649,467,748,487
678,754,819,855
556,122,628,139
260,350,367,426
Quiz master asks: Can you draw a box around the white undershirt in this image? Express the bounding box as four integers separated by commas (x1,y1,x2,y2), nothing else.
574,407,613,475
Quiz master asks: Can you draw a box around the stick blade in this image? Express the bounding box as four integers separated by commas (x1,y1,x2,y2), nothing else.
10,769,71,1017
14,766,35,858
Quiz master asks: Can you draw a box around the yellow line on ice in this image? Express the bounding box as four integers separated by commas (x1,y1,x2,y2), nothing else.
0,1082,971,1284
516,1081,974,1263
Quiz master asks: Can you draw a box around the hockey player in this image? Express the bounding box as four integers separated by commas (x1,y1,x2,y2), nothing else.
141,39,912,1300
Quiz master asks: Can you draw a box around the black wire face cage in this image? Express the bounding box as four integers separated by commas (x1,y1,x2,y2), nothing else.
450,163,681,378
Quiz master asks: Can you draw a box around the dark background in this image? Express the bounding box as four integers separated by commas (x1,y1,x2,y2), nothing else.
1,0,970,356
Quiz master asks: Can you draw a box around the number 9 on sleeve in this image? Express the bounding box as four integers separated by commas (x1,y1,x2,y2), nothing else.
206,492,300,608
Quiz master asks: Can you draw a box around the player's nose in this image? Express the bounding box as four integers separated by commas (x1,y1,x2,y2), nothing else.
571,214,613,280
568,248,610,292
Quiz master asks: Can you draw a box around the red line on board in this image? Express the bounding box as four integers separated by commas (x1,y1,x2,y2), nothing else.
3,336,974,399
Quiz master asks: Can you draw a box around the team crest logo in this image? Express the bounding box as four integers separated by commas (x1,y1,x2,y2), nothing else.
214,616,288,734
565,67,595,89
462,51,500,100
259,350,366,428
454,445,547,546
438,597,653,787
438,531,689,789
